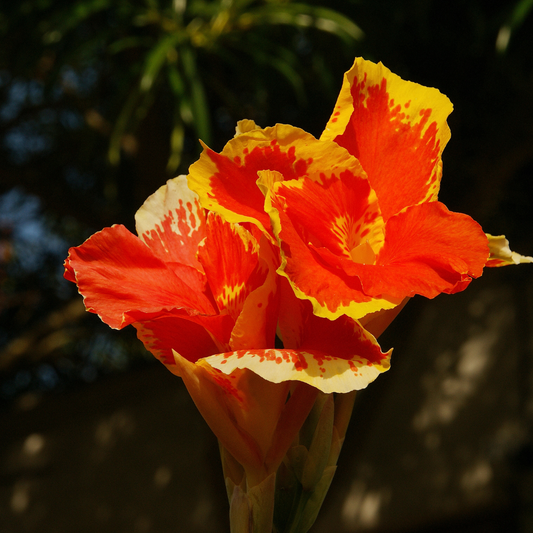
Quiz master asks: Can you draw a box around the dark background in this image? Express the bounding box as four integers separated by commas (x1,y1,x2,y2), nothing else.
1,1,533,531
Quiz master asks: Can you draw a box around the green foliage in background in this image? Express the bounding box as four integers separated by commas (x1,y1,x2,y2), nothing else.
1,0,362,174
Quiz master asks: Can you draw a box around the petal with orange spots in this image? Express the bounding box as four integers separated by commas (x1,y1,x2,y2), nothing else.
321,57,453,221
187,124,362,236
205,342,390,395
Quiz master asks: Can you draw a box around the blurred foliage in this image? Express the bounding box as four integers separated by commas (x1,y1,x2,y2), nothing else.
1,0,533,402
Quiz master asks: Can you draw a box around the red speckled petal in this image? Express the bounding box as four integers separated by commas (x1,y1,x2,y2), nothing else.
321,57,453,221
187,124,362,236
205,345,390,394
64,225,215,329
135,175,206,271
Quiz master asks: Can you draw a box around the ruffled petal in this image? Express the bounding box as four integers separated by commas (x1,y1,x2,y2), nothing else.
486,234,533,267
64,225,215,329
187,124,361,236
269,172,384,260
321,57,453,221
135,175,206,272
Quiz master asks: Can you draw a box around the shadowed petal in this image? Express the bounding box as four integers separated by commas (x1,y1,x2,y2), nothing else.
173,352,290,474
229,237,280,351
135,316,222,368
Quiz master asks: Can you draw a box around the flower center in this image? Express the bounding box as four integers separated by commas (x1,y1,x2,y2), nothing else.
350,240,376,265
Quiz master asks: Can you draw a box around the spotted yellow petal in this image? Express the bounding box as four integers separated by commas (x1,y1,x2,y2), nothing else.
206,347,391,395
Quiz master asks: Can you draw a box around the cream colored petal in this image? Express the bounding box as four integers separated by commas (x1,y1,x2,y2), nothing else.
486,234,533,267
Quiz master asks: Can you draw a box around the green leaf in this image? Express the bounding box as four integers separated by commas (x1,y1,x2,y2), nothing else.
237,3,364,45
140,31,183,92
181,46,212,144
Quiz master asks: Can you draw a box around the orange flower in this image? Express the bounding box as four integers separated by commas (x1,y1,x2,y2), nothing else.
64,174,391,484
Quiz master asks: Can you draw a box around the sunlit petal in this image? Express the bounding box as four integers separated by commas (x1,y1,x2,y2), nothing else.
135,175,206,271
187,124,362,236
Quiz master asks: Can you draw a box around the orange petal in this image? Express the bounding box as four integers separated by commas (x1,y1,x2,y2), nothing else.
321,57,453,221
229,237,280,351
64,225,215,329
267,177,400,321
135,175,206,272
321,202,488,299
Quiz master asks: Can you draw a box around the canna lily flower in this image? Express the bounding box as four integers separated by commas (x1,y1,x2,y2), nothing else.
63,174,393,487
64,56,531,533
